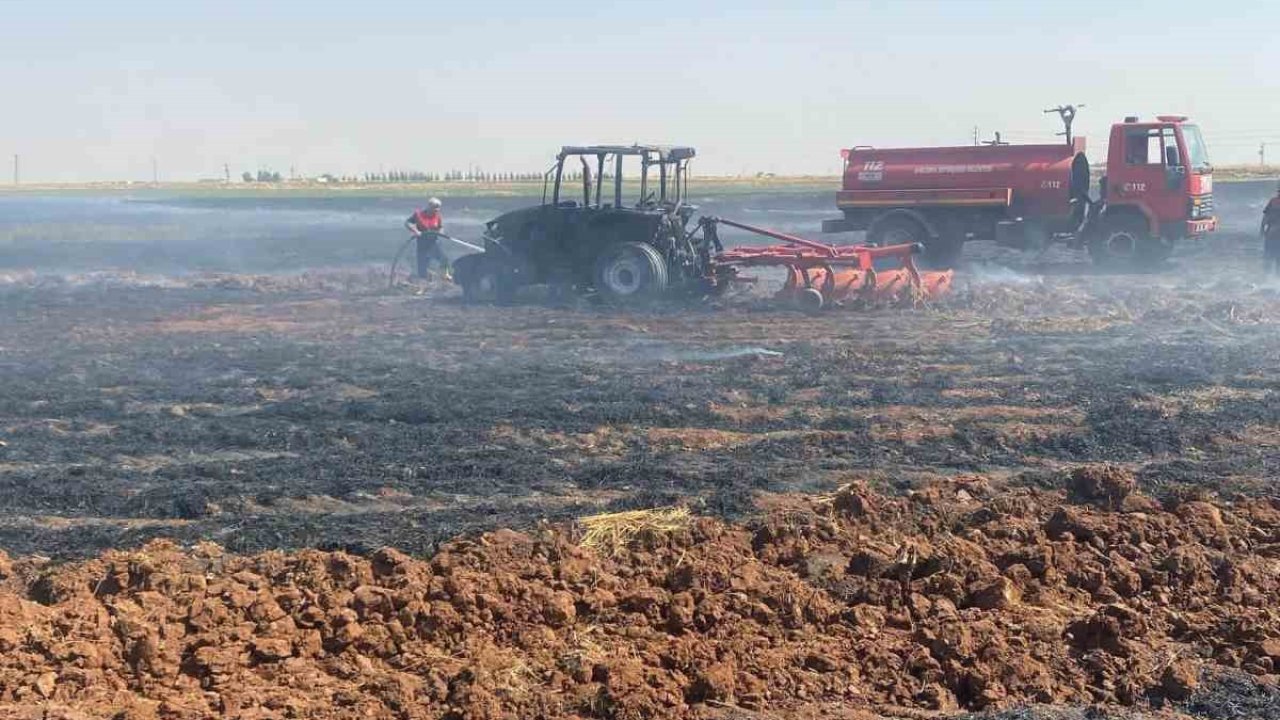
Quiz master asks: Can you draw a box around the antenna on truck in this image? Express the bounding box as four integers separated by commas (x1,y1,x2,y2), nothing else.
982,132,1010,147
1044,104,1084,145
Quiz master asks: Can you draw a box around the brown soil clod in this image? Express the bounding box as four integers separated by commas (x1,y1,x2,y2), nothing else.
1067,464,1138,510
0,481,1274,718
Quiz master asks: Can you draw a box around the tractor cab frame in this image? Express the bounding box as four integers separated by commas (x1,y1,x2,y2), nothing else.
544,145,696,212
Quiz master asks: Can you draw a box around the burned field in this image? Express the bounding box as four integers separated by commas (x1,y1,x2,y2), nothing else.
0,215,1279,717
2,260,1278,558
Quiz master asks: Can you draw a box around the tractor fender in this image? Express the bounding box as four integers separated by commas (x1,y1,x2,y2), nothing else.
867,209,939,241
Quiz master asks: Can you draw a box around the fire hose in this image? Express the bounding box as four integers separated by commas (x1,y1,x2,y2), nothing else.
389,232,484,289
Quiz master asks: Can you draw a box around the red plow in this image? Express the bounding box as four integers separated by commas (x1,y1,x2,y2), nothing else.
706,218,954,312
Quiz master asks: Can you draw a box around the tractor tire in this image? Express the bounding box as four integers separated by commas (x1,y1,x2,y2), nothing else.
594,242,669,303
1089,215,1169,269
459,255,516,305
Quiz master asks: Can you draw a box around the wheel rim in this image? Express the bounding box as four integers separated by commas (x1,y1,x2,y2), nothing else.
603,254,646,296
1106,231,1137,259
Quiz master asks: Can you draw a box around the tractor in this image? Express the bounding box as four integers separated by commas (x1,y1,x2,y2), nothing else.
453,145,717,304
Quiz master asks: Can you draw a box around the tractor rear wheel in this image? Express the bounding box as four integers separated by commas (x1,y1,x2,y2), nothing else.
594,242,669,303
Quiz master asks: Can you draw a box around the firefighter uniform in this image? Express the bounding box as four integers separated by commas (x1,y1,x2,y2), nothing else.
406,201,449,278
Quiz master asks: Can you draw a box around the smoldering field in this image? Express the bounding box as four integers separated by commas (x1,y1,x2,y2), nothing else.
0,182,1278,719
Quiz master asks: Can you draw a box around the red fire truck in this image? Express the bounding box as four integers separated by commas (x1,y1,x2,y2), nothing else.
822,107,1216,267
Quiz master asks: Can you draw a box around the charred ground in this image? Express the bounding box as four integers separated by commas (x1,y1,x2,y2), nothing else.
1,238,1278,558
0,188,1278,718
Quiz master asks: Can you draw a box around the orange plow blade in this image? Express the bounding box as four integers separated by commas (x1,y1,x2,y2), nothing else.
712,218,954,312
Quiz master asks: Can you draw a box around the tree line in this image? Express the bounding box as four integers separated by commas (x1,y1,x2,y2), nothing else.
238,170,550,184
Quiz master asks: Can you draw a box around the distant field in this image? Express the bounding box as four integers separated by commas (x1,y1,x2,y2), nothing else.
1,167,1274,199
0,175,840,199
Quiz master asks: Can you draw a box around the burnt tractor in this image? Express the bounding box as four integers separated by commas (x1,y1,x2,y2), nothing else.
453,145,716,304
453,144,952,310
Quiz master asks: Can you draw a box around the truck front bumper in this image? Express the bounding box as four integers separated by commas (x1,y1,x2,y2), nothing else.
1187,217,1217,236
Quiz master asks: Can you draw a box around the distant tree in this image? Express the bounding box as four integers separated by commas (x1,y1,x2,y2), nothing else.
241,171,254,183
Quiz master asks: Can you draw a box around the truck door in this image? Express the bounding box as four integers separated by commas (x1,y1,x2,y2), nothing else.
1111,125,1184,234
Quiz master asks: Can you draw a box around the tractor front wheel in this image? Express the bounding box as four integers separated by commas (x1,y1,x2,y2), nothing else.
594,242,669,303
458,254,516,304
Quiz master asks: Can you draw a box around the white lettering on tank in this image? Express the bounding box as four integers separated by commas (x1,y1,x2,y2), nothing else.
913,165,997,175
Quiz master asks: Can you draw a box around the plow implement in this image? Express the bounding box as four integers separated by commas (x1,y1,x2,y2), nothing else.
708,218,954,312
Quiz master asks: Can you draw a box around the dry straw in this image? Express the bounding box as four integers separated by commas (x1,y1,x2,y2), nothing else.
578,507,691,555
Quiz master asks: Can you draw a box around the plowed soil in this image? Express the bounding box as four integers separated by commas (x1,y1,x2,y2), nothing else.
0,474,1276,719
2,183,1280,718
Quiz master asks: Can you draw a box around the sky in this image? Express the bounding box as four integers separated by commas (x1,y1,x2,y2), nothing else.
2,0,1278,182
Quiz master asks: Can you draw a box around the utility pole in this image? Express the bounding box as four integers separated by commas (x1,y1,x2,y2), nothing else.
223,163,230,184
12,154,18,185
973,126,979,146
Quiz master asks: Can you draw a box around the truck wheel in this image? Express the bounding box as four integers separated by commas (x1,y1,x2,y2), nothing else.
922,235,963,268
594,242,669,303
868,216,926,248
1090,216,1166,268
869,216,960,268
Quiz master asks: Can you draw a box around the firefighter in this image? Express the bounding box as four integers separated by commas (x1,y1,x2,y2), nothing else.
1265,185,1280,274
405,197,450,279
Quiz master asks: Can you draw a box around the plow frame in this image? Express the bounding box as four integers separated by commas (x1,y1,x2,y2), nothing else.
698,217,953,312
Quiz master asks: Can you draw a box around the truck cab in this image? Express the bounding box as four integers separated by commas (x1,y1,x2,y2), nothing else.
1095,116,1216,264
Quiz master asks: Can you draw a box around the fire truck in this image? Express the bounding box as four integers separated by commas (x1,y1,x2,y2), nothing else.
822,107,1216,267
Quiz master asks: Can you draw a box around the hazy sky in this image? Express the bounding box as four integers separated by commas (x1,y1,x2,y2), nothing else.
3,0,1278,181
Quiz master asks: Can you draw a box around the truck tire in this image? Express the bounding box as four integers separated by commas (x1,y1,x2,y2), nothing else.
922,234,963,268
869,216,959,268
868,215,926,247
1089,215,1169,268
594,242,669,303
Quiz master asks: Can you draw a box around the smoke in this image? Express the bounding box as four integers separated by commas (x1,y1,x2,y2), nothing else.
665,346,784,361
963,262,1043,286
581,338,784,365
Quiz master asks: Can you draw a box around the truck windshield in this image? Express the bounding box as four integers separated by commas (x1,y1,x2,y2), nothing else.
1182,124,1211,171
